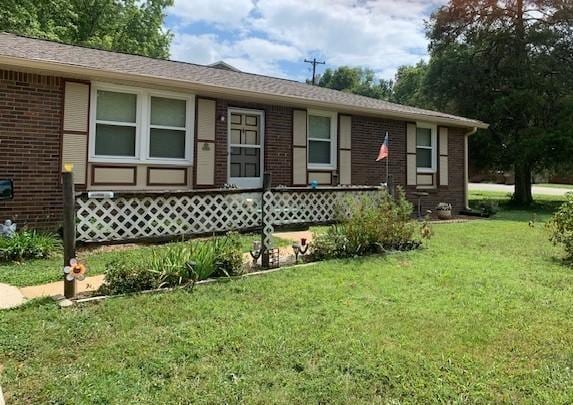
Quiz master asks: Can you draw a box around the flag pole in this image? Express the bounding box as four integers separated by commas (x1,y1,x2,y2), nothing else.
386,131,389,184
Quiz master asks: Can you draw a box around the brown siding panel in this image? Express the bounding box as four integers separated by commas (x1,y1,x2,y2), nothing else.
0,69,64,230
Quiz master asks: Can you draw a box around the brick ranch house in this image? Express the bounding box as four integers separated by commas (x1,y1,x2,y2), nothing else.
0,33,487,231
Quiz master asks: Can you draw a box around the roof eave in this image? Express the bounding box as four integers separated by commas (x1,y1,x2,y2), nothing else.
0,55,489,130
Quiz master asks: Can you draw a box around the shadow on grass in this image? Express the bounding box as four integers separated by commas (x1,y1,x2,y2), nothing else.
470,193,566,223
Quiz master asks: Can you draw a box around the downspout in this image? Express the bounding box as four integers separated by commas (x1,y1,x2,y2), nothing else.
464,127,478,210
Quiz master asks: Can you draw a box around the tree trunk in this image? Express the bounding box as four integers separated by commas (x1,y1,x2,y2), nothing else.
514,163,533,205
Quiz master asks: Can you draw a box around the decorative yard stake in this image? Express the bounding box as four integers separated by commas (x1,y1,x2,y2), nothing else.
261,172,273,269
292,238,309,263
62,168,77,299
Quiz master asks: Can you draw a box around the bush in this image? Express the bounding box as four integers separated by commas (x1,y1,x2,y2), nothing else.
0,231,61,262
100,233,244,295
546,193,573,262
99,258,160,295
310,189,423,261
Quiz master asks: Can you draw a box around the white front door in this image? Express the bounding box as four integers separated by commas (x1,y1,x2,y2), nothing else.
228,108,264,188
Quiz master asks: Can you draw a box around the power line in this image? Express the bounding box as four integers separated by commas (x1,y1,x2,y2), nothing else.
304,58,326,85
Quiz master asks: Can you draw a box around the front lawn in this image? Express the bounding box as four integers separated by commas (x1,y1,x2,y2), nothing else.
0,234,290,287
1,203,572,403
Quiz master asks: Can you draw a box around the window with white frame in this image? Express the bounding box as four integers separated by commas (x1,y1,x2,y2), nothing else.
308,110,337,169
91,84,194,164
416,123,436,172
95,90,138,157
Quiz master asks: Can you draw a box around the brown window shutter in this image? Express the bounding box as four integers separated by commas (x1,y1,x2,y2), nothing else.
62,81,90,185
406,123,417,186
339,115,352,185
439,127,449,186
195,99,216,186
292,109,307,185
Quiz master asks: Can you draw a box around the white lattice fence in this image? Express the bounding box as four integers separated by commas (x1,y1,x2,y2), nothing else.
76,192,262,242
75,187,385,243
267,189,382,226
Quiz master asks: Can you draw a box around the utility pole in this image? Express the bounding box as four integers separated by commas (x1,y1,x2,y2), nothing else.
304,58,325,85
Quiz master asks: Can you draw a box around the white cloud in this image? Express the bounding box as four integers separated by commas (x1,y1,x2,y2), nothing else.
169,0,255,27
168,0,447,79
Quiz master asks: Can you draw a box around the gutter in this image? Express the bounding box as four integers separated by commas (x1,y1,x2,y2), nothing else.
464,127,479,210
0,55,489,130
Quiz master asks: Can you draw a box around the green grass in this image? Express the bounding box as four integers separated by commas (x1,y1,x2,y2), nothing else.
1,202,572,403
0,234,290,287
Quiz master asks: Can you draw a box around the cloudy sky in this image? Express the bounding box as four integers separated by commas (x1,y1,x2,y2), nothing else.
166,0,446,81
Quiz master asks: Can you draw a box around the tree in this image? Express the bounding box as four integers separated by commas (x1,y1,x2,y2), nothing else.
392,61,432,109
0,0,173,58
425,0,573,204
317,66,394,100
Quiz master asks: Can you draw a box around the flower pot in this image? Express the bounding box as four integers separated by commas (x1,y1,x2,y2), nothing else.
437,209,452,220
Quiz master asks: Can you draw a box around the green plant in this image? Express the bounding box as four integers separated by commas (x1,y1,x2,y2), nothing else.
310,189,421,261
0,231,61,262
99,258,159,295
100,233,245,295
546,193,573,262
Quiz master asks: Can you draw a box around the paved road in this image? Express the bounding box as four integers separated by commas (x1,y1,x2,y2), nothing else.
469,183,571,196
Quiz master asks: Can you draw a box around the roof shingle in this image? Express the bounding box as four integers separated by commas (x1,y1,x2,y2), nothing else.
0,33,486,128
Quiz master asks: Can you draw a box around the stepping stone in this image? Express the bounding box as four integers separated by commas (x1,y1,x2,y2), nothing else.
0,283,25,309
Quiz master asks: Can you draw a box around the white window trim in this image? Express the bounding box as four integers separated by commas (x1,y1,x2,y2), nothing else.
89,82,195,166
416,122,437,174
307,109,338,170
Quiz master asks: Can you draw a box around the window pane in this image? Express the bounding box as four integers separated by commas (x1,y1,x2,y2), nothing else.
416,148,432,168
230,147,260,178
149,128,186,159
95,124,136,156
309,140,331,164
309,115,331,140
151,97,186,128
416,127,432,147
96,90,137,123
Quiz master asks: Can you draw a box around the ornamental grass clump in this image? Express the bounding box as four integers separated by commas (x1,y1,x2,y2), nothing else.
0,230,61,262
100,233,244,295
546,193,573,264
310,189,425,261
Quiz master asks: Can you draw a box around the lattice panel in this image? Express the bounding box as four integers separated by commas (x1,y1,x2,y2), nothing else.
76,192,262,242
268,190,381,225
76,188,385,243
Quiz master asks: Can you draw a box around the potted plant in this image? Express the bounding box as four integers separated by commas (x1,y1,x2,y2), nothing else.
435,203,453,220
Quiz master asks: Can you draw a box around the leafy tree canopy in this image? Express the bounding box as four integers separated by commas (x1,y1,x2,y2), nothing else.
317,66,394,100
0,0,173,58
424,0,573,204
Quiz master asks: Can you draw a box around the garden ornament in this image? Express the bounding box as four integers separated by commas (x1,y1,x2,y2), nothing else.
64,258,87,281
0,220,17,237
310,180,318,189
292,238,309,263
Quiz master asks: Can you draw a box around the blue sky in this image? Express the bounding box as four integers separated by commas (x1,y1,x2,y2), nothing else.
165,0,446,81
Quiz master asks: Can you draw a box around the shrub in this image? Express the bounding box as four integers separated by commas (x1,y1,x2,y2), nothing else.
310,189,422,261
546,193,573,262
99,258,160,295
100,233,244,295
0,231,61,262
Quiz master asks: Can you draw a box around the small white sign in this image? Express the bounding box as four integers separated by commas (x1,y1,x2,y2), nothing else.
87,191,115,199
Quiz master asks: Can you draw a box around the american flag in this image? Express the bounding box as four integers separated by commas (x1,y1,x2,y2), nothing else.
376,132,389,161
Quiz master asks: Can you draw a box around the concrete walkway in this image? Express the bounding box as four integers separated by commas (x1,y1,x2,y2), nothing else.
1,231,315,308
469,183,571,196
0,283,25,309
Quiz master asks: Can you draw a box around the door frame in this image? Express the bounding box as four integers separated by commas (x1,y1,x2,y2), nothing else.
227,107,265,189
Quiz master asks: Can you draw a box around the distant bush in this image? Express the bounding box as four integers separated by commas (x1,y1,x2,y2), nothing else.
0,231,61,262
100,233,244,295
546,193,573,263
310,189,425,261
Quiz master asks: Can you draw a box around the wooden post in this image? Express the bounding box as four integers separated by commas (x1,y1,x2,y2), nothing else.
261,172,272,269
62,171,76,299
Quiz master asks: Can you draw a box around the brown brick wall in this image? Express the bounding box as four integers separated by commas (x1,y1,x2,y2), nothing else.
351,114,467,214
213,99,293,187
0,70,64,230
